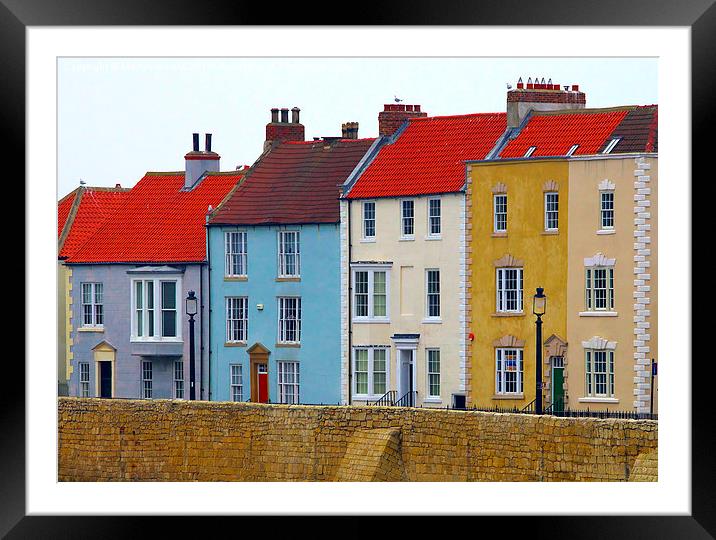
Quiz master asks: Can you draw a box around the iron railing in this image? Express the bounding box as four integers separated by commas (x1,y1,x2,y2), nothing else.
394,390,417,408
368,390,397,406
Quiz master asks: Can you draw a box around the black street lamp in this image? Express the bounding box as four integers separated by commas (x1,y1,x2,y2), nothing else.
532,287,546,415
186,290,198,401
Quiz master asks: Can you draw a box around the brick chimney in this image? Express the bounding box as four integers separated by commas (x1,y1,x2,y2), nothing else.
341,122,359,139
507,78,586,128
378,104,427,137
184,132,220,189
265,106,305,151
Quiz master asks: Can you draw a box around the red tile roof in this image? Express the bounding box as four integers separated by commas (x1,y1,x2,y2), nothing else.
67,172,243,263
598,105,658,153
58,187,131,259
345,113,507,199
210,138,376,225
499,109,630,158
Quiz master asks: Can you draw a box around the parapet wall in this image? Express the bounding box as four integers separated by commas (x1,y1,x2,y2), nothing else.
58,398,657,482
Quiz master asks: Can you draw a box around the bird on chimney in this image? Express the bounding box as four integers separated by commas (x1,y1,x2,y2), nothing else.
394,95,403,103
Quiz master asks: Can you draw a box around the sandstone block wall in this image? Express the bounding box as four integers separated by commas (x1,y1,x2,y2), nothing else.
58,398,657,482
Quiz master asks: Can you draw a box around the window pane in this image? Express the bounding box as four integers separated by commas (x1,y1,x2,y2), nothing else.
373,349,387,395
161,281,176,309
373,272,386,317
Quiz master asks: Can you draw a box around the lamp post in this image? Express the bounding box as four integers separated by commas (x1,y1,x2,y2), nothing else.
186,290,198,401
532,287,546,415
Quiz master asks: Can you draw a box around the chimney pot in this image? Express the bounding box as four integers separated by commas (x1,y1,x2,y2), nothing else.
115,183,121,188
192,133,200,152
280,108,289,123
205,133,212,153
291,107,301,124
572,84,580,91
271,108,279,123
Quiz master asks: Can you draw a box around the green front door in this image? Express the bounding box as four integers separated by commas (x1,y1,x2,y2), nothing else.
552,367,564,412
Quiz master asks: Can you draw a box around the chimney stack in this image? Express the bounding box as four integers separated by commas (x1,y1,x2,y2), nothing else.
378,103,427,137
185,132,220,189
341,122,359,139
265,106,305,151
507,78,586,128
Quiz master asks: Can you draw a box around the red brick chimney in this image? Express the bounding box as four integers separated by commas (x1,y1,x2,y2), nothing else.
378,104,427,136
507,78,586,128
265,106,305,151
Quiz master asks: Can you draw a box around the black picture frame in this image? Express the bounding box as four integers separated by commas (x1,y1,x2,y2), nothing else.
6,0,709,536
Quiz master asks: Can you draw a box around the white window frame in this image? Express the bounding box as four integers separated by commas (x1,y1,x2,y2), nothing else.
602,137,621,154
495,347,524,395
600,191,615,230
400,199,415,239
225,296,249,343
585,349,615,398
277,296,302,344
496,267,523,313
351,265,391,322
81,282,104,328
130,275,183,342
224,230,247,277
79,362,90,397
427,197,441,238
173,359,184,399
426,348,441,399
585,267,615,311
425,269,441,320
277,230,301,278
362,200,376,240
352,347,390,399
278,361,300,404
142,360,153,399
230,364,243,402
544,191,559,231
493,194,507,233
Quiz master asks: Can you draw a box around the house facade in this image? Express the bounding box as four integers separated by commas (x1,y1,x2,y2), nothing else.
466,95,658,413
342,105,507,408
208,110,375,404
63,135,243,400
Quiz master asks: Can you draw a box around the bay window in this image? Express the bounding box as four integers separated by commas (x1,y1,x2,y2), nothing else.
131,276,182,341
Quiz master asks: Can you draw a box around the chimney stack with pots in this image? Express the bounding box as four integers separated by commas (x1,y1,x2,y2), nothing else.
184,132,220,189
378,104,427,137
507,78,586,128
265,106,305,151
341,122,359,139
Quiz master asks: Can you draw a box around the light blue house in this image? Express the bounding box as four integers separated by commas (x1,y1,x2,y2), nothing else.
207,128,376,404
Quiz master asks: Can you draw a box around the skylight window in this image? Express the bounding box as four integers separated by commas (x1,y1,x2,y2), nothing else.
566,144,579,156
524,146,537,157
602,138,621,154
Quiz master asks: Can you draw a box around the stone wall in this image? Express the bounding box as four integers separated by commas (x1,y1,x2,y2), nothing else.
58,397,657,482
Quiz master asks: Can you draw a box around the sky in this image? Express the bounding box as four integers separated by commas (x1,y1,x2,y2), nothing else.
58,57,657,199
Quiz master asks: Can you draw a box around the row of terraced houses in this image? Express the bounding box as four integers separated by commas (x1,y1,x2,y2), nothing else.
58,80,658,414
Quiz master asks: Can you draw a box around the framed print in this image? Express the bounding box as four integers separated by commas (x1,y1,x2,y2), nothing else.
6,0,711,536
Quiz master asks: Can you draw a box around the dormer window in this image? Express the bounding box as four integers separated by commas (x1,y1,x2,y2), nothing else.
566,144,579,156
603,138,621,154
524,146,536,158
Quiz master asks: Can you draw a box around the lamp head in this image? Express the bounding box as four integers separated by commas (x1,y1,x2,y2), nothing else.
533,287,546,316
186,290,198,317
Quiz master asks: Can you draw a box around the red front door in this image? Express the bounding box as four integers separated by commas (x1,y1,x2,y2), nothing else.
257,364,268,403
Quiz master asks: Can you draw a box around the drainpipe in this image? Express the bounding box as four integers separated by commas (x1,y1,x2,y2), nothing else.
205,215,212,401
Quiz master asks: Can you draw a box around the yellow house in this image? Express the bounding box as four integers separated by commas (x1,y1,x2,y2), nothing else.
466,159,569,409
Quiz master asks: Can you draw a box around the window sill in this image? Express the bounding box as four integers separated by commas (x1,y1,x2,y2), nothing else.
425,235,442,241
225,342,247,347
422,318,442,324
352,318,391,324
579,311,618,317
224,276,248,282
398,236,415,242
596,229,615,235
492,312,525,318
422,398,443,404
130,338,183,344
578,397,619,404
492,394,524,400
353,395,385,401
491,232,508,238
276,343,301,348
78,327,104,333
360,238,376,243
276,277,301,282
542,230,559,235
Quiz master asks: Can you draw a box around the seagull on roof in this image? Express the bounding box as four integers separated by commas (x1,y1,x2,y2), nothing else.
394,95,403,103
